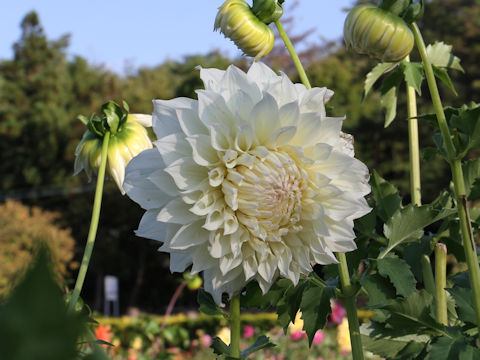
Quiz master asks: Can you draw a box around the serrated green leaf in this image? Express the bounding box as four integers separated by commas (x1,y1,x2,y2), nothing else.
363,62,397,100
402,61,424,95
403,237,432,281
433,65,458,96
360,322,429,358
299,286,335,346
463,158,480,199
276,279,308,330
426,42,464,72
241,279,290,309
382,204,456,257
211,336,231,357
380,68,403,127
197,288,226,317
383,290,443,332
240,335,275,358
426,336,480,360
447,286,477,326
451,104,480,153
360,274,396,306
370,170,403,223
377,257,417,297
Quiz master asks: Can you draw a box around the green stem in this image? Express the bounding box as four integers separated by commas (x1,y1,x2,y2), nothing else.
68,131,110,313
274,20,311,89
421,254,435,296
405,55,422,206
411,22,480,330
435,243,448,325
337,253,364,360
230,294,241,358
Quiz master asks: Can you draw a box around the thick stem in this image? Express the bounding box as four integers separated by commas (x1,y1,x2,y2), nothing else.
405,55,422,206
337,253,364,360
435,243,448,325
230,294,241,358
274,20,311,89
421,255,435,295
68,131,110,313
411,23,480,330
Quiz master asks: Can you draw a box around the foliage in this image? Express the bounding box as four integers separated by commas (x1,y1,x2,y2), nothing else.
0,200,76,299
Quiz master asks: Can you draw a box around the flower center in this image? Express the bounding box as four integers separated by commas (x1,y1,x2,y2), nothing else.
226,149,307,240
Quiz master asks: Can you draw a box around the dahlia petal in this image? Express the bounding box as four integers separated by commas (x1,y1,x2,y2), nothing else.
299,87,333,116
199,67,225,91
135,209,167,242
157,198,198,224
191,245,216,274
197,90,236,128
251,92,280,145
164,157,208,191
186,134,220,166
124,149,171,209
279,101,300,127
176,106,208,137
170,251,193,273
223,64,261,105
129,114,152,127
153,98,195,138
247,62,278,86
155,133,191,167
169,220,209,250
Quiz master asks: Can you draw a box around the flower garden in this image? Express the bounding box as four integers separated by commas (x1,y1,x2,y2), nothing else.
1,0,480,359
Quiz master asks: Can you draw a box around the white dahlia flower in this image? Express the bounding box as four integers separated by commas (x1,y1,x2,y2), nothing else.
124,63,371,304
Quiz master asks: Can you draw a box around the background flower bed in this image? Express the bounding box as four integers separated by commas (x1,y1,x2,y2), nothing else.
94,311,377,360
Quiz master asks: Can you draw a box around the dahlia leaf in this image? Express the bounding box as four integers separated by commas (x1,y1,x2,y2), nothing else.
379,68,403,127
211,336,231,357
360,274,396,306
300,285,335,346
198,288,226,317
447,286,477,326
426,41,464,72
377,257,416,297
276,279,309,331
370,170,402,222
382,290,442,332
382,203,456,257
401,61,424,95
432,65,458,96
240,335,276,358
363,62,397,100
426,336,480,360
361,322,429,359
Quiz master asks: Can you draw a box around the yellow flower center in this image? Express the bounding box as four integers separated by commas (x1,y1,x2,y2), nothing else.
226,149,307,240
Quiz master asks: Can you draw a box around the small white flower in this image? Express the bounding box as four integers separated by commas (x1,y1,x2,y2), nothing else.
75,113,152,194
124,63,371,304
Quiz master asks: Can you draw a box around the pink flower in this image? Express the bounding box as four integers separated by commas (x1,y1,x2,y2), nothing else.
243,325,255,339
200,334,213,348
330,300,346,324
313,330,325,345
289,330,306,341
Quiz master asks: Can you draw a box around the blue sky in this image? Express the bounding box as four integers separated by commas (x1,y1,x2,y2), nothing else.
0,1,354,74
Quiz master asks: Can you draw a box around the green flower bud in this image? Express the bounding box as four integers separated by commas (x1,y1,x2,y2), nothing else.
74,113,152,194
344,4,414,62
214,0,275,60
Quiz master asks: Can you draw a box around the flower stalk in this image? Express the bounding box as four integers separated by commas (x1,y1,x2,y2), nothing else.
435,243,448,326
421,254,435,295
230,294,241,358
68,131,110,313
337,253,364,360
274,20,311,89
411,22,480,330
405,55,421,206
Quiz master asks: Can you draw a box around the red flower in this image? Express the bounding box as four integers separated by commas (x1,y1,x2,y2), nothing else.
94,324,113,344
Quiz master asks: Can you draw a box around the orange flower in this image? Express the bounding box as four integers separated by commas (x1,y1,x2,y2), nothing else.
94,324,113,344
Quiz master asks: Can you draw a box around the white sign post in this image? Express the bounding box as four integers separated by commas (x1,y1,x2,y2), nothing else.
104,275,119,316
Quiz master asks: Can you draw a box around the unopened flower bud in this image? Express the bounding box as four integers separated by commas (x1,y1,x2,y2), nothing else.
74,102,152,194
214,0,275,60
344,4,414,62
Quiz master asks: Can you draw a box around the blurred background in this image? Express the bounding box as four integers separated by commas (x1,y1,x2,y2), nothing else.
0,0,478,315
